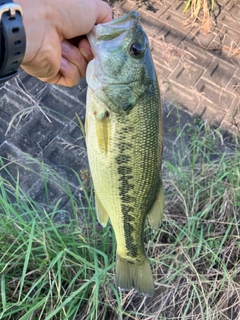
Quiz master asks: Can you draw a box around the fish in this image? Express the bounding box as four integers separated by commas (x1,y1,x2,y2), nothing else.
85,11,164,297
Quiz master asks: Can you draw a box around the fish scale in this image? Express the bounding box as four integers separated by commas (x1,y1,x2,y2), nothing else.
85,11,164,297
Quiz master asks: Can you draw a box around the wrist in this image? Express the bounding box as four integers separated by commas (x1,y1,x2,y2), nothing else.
0,0,26,82
13,0,40,64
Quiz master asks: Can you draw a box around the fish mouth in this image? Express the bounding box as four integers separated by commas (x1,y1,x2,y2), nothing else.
102,11,140,27
86,11,144,92
87,11,140,47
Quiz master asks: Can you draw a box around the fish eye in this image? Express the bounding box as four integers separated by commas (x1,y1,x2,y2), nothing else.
129,42,145,58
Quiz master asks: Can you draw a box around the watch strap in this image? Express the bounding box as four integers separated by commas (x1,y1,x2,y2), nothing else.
0,1,26,83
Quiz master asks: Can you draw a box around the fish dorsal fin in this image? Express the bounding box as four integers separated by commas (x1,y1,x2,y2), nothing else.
95,192,109,227
147,180,164,230
95,111,111,155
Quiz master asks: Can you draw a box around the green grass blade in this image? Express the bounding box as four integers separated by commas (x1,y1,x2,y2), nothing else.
1,274,6,311
18,220,36,302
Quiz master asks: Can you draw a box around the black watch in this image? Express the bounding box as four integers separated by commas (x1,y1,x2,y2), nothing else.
0,0,26,83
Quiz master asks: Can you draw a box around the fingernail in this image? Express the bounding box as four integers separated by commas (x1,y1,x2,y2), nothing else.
79,47,88,59
61,57,68,69
79,47,94,61
78,39,94,60
61,40,71,53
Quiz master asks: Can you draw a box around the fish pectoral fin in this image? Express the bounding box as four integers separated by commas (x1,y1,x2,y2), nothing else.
116,254,154,297
95,112,110,155
95,193,109,227
147,180,164,230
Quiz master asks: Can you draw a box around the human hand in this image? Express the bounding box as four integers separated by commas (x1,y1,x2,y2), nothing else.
15,0,112,86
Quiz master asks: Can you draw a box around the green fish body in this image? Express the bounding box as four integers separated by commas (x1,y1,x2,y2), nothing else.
85,11,164,297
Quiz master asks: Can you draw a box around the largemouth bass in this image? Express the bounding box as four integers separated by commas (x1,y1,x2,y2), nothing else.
85,11,164,297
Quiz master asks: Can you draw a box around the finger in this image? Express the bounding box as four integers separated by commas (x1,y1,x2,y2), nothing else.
39,58,82,87
36,55,86,87
25,39,88,87
61,40,88,76
47,56,86,87
61,0,112,39
61,57,83,86
59,40,88,85
95,0,112,24
78,38,94,62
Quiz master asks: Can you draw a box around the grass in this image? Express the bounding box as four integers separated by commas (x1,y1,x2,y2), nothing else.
0,160,119,319
0,118,240,319
110,0,215,33
182,0,215,33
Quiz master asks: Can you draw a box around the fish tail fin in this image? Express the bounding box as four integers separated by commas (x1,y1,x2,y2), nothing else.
115,254,154,297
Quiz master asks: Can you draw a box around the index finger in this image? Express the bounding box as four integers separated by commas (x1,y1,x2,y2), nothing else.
95,0,112,24
61,0,112,39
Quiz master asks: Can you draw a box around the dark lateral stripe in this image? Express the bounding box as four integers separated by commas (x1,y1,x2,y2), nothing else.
116,138,139,258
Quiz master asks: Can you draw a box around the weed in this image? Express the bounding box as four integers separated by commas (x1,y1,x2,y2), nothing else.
183,0,215,33
1,118,240,319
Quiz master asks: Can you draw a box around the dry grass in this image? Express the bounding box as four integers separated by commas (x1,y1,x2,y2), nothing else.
110,125,240,319
183,0,215,34
1,115,240,319
110,0,216,33
1,4,240,319
4,77,51,135
149,33,197,68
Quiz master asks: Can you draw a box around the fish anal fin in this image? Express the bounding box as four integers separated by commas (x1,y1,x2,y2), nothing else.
148,181,164,230
95,193,109,227
116,254,154,297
